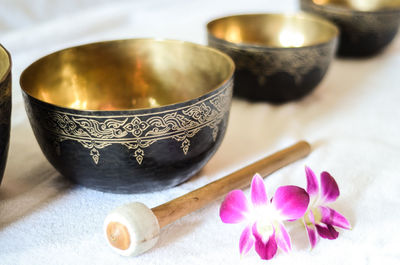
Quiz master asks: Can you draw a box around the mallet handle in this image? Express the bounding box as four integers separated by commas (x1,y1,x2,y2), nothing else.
152,141,311,228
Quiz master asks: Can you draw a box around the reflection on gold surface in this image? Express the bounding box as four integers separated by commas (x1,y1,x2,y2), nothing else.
148,97,160,108
0,45,11,81
279,30,305,47
20,39,234,111
225,26,243,43
207,13,338,48
313,0,328,4
69,99,88,109
312,0,400,11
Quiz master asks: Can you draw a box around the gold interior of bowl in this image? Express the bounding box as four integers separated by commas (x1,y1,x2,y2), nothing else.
0,45,11,82
20,39,234,111
207,13,338,48
311,0,400,11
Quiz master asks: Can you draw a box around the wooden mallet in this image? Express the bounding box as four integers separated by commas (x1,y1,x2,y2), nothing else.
104,141,311,256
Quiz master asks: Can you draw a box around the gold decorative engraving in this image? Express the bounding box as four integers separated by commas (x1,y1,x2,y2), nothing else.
209,36,336,85
41,80,232,164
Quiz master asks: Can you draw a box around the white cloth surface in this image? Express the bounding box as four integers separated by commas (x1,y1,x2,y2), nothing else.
0,0,400,264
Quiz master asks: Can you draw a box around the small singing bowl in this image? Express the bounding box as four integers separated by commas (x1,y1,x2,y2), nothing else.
301,0,400,57
0,44,11,186
20,39,234,193
207,13,338,103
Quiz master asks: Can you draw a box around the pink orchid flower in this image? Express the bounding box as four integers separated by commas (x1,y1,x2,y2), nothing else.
303,166,351,248
220,174,309,260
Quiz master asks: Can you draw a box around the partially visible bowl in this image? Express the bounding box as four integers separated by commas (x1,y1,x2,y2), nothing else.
300,0,400,57
0,44,11,186
20,39,234,193
207,13,338,103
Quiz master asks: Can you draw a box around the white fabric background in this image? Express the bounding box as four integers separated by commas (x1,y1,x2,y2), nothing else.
0,0,399,264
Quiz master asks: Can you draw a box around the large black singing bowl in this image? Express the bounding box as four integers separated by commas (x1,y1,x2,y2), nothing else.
20,39,234,193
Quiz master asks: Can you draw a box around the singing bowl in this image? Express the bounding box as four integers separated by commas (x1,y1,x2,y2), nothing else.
301,0,400,57
207,13,338,103
0,44,11,186
20,39,234,193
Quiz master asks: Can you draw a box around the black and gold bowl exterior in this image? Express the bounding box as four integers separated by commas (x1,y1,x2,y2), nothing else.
207,13,338,103
301,0,400,57
0,45,11,186
20,39,234,193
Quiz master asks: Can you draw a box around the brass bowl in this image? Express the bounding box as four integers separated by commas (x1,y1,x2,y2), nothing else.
301,0,400,57
20,39,234,193
0,44,11,186
207,13,338,103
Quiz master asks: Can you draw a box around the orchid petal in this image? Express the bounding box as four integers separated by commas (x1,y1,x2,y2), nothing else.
320,171,340,203
252,224,278,260
308,210,316,224
251,173,268,206
239,225,254,256
320,206,351,230
305,166,318,196
305,224,318,249
272,185,310,220
220,190,249,224
316,223,339,239
276,223,291,253
304,210,318,248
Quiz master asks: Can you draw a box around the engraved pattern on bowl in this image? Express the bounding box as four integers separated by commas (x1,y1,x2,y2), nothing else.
208,36,336,86
25,82,232,166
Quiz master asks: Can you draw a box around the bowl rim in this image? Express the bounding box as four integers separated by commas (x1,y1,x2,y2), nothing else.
19,38,235,113
0,44,12,83
300,0,400,14
206,12,339,50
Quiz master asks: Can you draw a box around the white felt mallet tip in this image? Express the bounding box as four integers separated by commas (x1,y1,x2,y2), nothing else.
104,202,160,256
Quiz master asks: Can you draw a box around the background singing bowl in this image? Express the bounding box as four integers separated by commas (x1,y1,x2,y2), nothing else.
0,44,12,186
207,13,338,103
300,0,400,57
20,39,234,193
